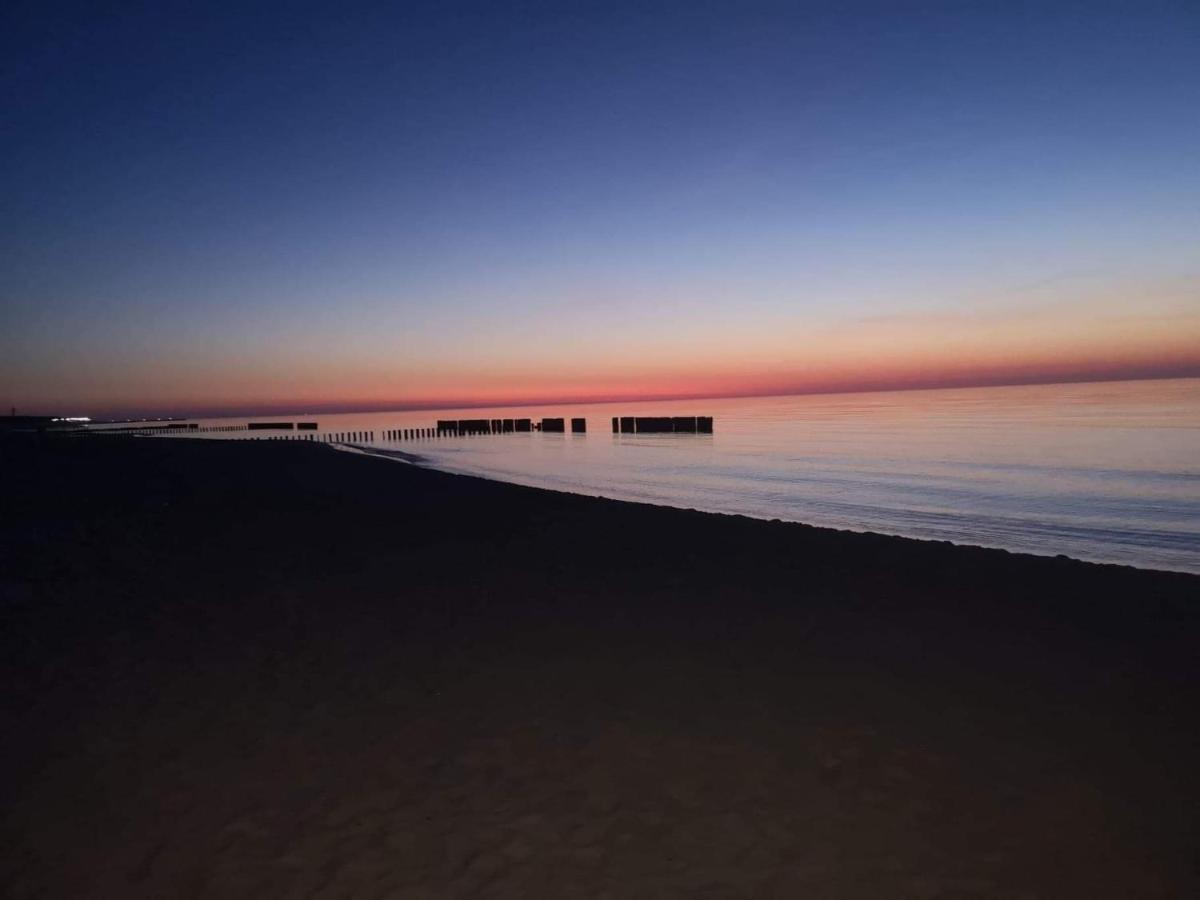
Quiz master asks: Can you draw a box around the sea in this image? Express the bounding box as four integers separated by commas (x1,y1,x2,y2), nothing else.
121,378,1200,575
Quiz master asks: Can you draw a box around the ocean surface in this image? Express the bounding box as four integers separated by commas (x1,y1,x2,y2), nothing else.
136,379,1200,574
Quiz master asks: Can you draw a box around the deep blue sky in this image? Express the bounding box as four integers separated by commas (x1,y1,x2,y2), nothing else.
3,1,1199,414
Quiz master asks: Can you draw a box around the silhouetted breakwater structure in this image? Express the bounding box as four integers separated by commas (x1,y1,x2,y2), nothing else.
63,413,712,444
611,415,713,434
82,423,200,436
436,418,535,435
87,423,242,436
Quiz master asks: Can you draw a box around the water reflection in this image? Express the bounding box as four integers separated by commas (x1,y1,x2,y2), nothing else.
179,379,1200,573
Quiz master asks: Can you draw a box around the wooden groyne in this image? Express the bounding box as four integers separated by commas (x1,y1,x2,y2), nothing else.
67,413,711,443
110,423,197,433
74,423,201,437
611,415,713,434
382,428,438,440
435,418,533,435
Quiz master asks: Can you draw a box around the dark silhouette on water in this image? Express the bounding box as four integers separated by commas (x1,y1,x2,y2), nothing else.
611,415,714,433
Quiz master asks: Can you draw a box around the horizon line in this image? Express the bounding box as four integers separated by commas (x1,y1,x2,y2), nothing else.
64,368,1200,422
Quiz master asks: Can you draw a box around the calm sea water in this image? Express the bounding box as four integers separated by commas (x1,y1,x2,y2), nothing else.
153,379,1200,574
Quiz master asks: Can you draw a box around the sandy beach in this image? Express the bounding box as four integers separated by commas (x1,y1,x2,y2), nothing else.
2,435,1197,898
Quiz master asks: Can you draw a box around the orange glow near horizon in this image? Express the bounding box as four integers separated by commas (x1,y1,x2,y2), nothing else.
8,273,1199,417
16,331,1198,418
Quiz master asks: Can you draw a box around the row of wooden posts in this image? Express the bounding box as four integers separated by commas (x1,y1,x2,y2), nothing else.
83,414,714,441
222,416,717,440
434,417,588,434
82,423,200,436
72,424,193,437
612,415,713,434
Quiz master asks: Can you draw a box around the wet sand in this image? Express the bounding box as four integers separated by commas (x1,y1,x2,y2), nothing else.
2,436,1197,898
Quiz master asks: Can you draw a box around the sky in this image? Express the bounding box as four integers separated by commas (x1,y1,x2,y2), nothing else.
2,0,1199,416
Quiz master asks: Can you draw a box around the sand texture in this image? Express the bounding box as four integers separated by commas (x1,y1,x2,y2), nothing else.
2,437,1197,898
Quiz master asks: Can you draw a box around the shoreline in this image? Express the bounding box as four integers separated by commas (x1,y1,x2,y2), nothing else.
3,435,1197,897
328,442,1197,580
336,442,428,465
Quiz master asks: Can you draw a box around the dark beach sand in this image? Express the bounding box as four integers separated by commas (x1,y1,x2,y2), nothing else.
2,436,1197,898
